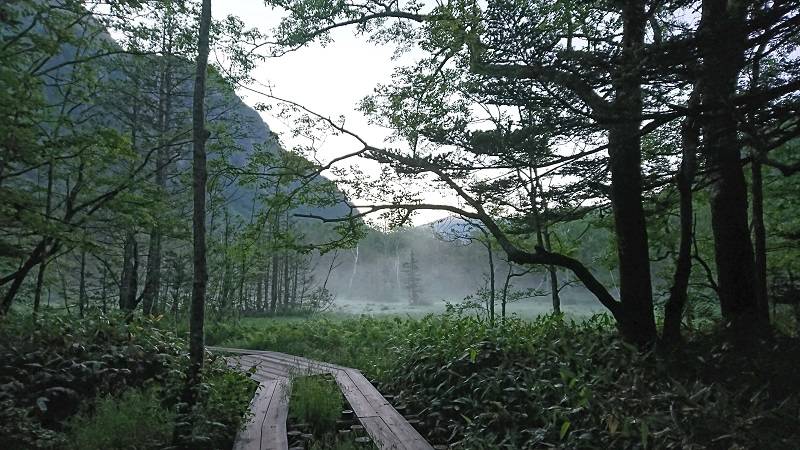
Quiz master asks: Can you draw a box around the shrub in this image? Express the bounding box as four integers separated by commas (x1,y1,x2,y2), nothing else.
0,312,256,450
191,362,258,449
381,313,800,449
65,387,173,450
0,312,184,448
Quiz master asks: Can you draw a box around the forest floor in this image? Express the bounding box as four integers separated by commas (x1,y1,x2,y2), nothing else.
2,308,799,449
209,310,800,449
0,313,256,450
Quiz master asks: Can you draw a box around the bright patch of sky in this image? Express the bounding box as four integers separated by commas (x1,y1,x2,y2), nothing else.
213,1,458,226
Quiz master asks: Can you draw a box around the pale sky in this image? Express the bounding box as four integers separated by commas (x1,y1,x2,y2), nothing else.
213,1,456,225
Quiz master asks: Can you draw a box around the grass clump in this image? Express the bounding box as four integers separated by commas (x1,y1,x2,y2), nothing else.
65,387,173,450
289,374,343,435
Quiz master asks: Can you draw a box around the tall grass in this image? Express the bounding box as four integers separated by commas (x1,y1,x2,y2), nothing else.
289,375,343,435
208,315,412,379
65,388,173,450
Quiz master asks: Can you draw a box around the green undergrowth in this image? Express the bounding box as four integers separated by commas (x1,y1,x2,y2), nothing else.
64,387,174,450
0,312,256,449
289,375,343,435
288,374,378,449
207,315,412,380
211,311,800,449
382,314,800,449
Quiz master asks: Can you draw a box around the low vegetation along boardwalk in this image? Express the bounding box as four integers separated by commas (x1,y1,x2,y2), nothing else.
209,347,434,450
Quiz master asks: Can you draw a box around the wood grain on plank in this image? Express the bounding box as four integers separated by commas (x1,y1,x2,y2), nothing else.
233,380,276,450
230,359,289,379
254,351,342,373
234,355,299,378
345,369,433,449
261,378,290,450
334,369,380,418
214,347,434,450
360,416,406,450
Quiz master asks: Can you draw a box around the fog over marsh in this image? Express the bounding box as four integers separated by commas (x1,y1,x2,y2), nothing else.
314,219,608,317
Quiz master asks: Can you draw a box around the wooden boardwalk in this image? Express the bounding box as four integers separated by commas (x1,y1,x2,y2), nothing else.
209,347,434,450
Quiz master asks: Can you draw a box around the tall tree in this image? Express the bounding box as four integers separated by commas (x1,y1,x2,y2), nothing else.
663,90,700,345
266,0,666,344
184,0,212,427
402,249,423,306
697,0,765,336
265,0,800,345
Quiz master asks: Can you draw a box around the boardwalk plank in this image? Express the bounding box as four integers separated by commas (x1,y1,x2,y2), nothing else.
214,347,434,450
233,380,276,450
252,351,342,373
233,355,299,378
360,416,406,450
345,369,432,449
248,354,327,376
261,378,290,450
211,347,346,370
229,357,290,380
333,369,379,418
379,410,431,448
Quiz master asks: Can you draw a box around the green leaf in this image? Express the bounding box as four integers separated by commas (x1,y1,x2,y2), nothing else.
640,420,649,448
560,420,571,440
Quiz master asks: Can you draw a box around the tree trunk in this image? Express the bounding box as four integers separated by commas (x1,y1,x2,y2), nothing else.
270,251,280,313
237,257,246,313
119,231,138,312
501,264,512,320
141,4,176,317
78,247,87,318
663,91,699,345
291,259,299,307
141,78,171,315
486,240,495,325
256,276,263,313
100,268,107,314
262,261,270,312
59,268,70,315
33,258,49,317
349,246,359,291
220,210,232,313
171,260,183,324
748,42,770,327
1,238,57,315
751,155,769,321
141,226,163,315
33,160,55,318
605,0,657,345
180,0,211,442
282,251,290,308
530,168,561,314
699,0,767,337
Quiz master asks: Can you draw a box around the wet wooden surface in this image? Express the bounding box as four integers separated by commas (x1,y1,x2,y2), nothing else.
210,346,434,450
